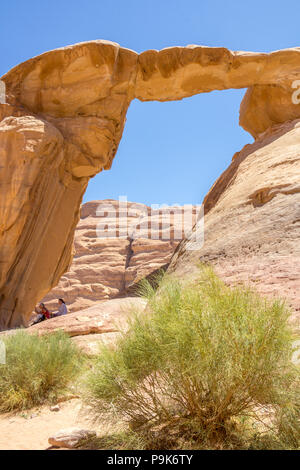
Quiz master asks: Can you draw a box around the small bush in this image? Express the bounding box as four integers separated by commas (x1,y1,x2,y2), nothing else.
86,266,299,449
0,330,82,412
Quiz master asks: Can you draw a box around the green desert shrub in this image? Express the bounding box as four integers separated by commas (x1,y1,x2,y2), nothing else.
78,429,147,450
86,266,299,448
0,330,82,412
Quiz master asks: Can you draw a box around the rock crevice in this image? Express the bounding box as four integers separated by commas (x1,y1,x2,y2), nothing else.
42,200,188,313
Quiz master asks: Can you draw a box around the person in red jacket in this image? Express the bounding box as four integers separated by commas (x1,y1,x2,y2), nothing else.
40,303,51,319
32,303,51,324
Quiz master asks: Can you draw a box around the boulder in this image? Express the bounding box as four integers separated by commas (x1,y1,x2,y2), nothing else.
48,428,96,449
50,405,60,412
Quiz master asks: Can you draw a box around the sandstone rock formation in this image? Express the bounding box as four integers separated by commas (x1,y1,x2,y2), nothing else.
1,40,300,327
28,297,147,337
42,199,198,313
0,42,138,329
170,120,300,327
0,297,147,356
72,332,121,356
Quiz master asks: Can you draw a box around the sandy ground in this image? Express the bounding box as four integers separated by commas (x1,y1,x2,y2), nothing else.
0,398,100,450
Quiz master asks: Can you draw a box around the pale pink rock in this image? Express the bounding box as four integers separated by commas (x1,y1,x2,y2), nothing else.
42,201,197,313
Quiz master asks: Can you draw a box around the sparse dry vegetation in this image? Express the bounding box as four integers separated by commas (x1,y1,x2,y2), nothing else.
85,266,300,449
0,330,83,412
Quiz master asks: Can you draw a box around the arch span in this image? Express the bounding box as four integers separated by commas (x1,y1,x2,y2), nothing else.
1,40,300,328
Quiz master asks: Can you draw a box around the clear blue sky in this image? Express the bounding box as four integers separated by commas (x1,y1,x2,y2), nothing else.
1,1,299,206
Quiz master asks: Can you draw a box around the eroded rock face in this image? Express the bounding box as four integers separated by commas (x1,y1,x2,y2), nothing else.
169,120,300,327
42,200,194,313
0,107,87,328
1,40,300,327
136,47,300,137
0,42,138,329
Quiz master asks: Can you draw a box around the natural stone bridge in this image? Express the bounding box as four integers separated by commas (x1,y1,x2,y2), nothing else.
1,40,300,328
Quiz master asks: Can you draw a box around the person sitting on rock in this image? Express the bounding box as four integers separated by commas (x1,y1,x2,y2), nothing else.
52,298,68,317
32,303,51,324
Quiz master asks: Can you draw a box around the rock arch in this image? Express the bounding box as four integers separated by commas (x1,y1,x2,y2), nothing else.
1,40,300,328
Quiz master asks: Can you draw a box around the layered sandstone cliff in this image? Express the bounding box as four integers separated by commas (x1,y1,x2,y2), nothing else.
170,120,300,327
1,40,300,327
43,200,198,312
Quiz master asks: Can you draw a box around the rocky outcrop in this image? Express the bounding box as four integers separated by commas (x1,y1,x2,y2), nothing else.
1,40,300,327
169,120,300,327
42,200,197,313
136,47,300,137
0,42,138,329
27,297,147,337
0,297,147,356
